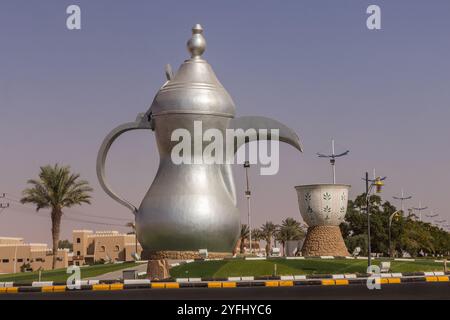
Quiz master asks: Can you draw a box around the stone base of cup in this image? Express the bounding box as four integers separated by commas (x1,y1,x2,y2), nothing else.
141,250,232,260
146,259,170,280
301,226,349,257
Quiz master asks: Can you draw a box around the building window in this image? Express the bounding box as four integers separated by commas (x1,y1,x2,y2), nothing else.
77,251,81,256
99,246,105,252
17,259,23,263
114,245,120,252
2,259,9,263
76,238,81,243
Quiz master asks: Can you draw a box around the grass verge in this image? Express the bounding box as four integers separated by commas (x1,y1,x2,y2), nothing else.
170,258,445,278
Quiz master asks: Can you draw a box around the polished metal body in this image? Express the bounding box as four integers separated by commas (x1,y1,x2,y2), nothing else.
97,24,302,252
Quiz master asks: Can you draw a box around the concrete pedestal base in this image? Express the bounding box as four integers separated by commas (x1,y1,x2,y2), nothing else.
301,226,349,257
142,250,232,260
146,259,170,280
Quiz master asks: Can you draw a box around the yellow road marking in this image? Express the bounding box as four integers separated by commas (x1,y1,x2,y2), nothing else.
0,288,7,294
321,279,335,286
53,285,66,292
335,279,349,285
110,283,124,291
42,286,54,293
222,282,236,288
151,283,165,289
92,284,110,291
388,278,401,284
207,282,222,288
165,282,180,289
7,287,18,293
376,278,389,285
279,281,294,287
426,276,438,282
437,276,449,282
265,281,279,287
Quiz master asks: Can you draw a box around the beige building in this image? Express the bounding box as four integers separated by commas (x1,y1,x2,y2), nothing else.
0,237,69,274
72,230,142,266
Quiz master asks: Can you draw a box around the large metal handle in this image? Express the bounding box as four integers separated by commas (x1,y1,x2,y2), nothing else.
96,113,153,214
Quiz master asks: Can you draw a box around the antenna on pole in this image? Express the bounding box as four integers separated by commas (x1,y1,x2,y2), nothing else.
317,139,349,184
393,188,412,213
412,201,428,221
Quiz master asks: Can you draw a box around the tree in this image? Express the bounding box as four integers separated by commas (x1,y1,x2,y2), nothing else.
239,224,249,254
251,228,263,251
58,239,73,251
21,164,92,269
260,221,278,256
275,218,306,255
341,193,450,258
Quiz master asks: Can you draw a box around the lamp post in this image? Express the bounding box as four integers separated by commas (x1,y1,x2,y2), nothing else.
363,172,386,267
388,210,401,258
244,161,252,254
412,202,428,221
393,189,412,214
317,139,349,184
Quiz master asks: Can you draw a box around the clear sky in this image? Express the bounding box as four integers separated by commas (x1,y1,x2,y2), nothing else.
1,0,449,244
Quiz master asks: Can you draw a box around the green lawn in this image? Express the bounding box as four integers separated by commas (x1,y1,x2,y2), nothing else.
170,258,446,278
0,262,138,284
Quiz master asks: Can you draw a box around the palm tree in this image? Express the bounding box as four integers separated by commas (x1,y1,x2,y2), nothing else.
21,164,92,269
275,218,306,255
251,228,263,251
260,221,278,256
239,224,249,254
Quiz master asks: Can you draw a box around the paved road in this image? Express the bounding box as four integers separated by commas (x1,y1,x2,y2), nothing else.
1,282,448,300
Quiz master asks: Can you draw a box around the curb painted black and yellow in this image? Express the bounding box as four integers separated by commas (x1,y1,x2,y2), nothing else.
0,272,448,294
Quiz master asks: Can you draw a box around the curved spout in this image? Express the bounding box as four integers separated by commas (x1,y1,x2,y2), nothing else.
228,116,303,153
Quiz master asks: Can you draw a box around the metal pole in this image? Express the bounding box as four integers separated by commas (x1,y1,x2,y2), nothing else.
366,172,371,267
401,189,404,213
244,161,251,254
388,211,400,258
332,140,336,184
135,225,138,258
388,220,391,258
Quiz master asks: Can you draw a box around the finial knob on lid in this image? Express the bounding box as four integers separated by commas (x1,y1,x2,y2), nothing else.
187,24,206,58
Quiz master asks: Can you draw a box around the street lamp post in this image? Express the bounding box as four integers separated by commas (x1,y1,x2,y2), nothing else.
388,210,401,258
363,172,386,267
317,139,349,184
244,161,252,255
412,202,428,221
393,189,412,214
365,172,371,267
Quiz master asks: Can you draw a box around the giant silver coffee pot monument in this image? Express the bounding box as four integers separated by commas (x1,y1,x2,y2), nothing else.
97,24,302,267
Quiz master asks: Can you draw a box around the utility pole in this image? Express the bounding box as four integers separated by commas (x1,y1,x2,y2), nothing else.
317,139,349,184
393,188,412,213
244,161,252,254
